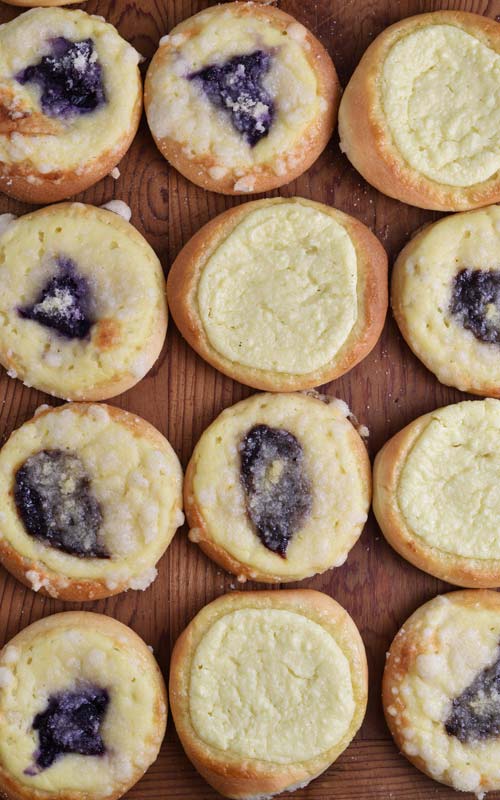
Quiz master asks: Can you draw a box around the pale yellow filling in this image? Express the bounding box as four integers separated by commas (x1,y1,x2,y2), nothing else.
0,8,140,174
388,595,500,794
394,204,500,391
189,608,354,762
0,624,164,796
398,399,500,560
190,393,369,580
0,204,166,398
0,404,183,590
382,25,500,186
197,204,358,375
147,7,322,180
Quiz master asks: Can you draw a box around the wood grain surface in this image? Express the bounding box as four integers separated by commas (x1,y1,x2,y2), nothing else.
0,0,499,798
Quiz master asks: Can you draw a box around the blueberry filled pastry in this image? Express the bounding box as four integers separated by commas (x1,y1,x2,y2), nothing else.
184,392,370,583
392,204,500,396
0,8,142,203
384,590,500,796
0,402,183,600
0,203,167,400
0,611,167,800
145,2,340,194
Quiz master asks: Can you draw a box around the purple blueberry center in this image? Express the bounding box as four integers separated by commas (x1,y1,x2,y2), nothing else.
18,256,93,340
450,268,500,344
31,685,109,771
240,424,312,556
16,37,105,118
14,449,107,559
188,50,274,147
445,645,500,743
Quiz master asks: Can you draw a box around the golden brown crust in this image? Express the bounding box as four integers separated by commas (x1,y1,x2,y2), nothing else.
170,590,368,799
0,402,178,602
0,202,167,402
0,611,167,800
0,78,142,204
382,590,500,790
184,392,372,583
338,11,500,212
373,409,500,587
167,197,387,391
144,2,341,195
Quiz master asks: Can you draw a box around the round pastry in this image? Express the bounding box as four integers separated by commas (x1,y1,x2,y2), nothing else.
0,402,183,600
0,7,142,203
392,204,500,397
0,202,167,401
167,197,387,390
144,2,340,194
0,611,167,800
170,589,368,799
338,11,500,211
374,399,500,587
383,590,500,796
185,392,371,583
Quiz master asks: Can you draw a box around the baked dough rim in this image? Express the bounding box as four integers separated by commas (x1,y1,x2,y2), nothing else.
169,589,368,800
338,10,500,212
167,197,387,391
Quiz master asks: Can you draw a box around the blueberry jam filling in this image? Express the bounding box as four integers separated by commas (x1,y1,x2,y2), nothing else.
30,685,109,771
16,37,105,119
18,256,93,340
450,268,500,344
240,424,312,556
188,50,274,146
445,645,500,743
14,449,107,558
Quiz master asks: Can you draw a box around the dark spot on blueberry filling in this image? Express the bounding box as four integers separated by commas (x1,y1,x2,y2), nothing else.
18,256,93,340
445,645,500,743
450,268,500,344
188,50,274,147
16,37,105,118
240,424,312,557
30,685,109,771
14,449,107,558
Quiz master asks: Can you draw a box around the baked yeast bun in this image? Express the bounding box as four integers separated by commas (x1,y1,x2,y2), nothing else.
145,2,340,194
0,8,142,203
0,611,167,800
185,392,371,583
383,590,500,796
0,402,183,600
0,203,167,401
339,11,500,211
167,197,387,390
374,399,500,588
392,204,500,397
170,590,368,799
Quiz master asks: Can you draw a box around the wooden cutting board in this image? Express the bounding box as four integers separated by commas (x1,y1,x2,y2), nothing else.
0,0,498,797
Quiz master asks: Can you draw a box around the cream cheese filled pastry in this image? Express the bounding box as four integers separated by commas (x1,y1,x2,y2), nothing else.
170,590,368,799
339,11,500,211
